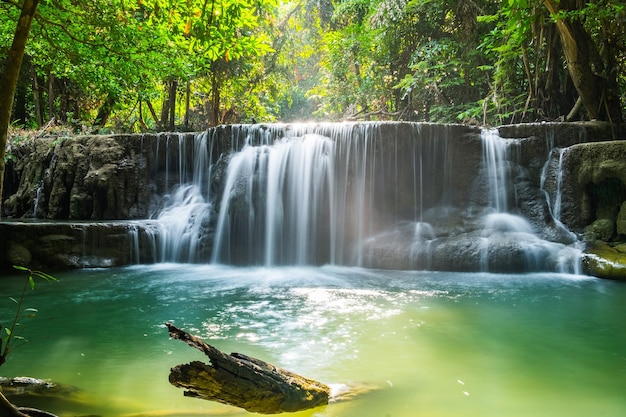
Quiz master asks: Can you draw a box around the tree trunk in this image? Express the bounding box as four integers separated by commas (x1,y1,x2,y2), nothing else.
93,94,116,127
0,0,40,216
210,72,220,126
159,82,170,130
138,99,148,130
543,0,623,123
145,98,160,127
31,62,42,127
184,79,191,129
168,80,177,131
47,72,55,121
58,78,68,123
166,323,330,414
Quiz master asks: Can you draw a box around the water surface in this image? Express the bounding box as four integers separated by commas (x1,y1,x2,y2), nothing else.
1,265,624,416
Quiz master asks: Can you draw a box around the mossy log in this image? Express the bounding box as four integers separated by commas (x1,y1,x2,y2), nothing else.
166,323,330,414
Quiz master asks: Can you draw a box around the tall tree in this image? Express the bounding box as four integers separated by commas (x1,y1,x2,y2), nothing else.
544,0,622,123
0,0,40,215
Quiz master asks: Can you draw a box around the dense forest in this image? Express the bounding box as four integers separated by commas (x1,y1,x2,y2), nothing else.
1,0,625,132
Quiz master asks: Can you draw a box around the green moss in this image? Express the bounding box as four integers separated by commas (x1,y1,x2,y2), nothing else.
582,242,626,280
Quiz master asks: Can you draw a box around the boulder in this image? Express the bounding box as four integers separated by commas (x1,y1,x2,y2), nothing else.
582,242,626,280
584,218,616,242
558,141,626,233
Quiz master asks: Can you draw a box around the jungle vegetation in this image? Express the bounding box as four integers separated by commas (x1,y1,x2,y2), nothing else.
1,0,625,132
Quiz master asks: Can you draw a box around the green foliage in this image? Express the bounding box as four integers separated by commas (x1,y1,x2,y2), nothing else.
477,0,626,123
3,0,280,130
1,0,624,127
0,266,57,367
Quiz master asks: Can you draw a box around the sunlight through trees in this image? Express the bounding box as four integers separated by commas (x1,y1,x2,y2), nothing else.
1,0,625,132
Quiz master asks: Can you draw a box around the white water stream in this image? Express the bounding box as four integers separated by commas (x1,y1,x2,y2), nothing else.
132,123,581,273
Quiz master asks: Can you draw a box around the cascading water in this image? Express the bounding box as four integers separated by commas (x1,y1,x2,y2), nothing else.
209,123,458,267
212,134,336,265
140,131,217,263
481,127,511,213
32,181,43,218
145,122,583,273
541,147,567,223
479,128,581,273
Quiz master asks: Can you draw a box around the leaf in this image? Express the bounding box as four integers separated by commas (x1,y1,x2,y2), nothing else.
477,14,499,24
33,271,58,282
12,265,29,272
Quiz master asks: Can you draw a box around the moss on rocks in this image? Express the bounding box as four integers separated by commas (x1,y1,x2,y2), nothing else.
582,241,626,280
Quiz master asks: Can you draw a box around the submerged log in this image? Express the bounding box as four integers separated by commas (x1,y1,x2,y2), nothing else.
165,323,330,414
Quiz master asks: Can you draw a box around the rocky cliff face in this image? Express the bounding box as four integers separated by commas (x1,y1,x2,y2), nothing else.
5,133,187,220
1,122,625,277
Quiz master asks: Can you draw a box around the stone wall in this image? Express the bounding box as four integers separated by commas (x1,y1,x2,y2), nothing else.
1,128,240,220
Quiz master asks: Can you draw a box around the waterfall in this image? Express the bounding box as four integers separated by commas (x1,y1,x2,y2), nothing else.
33,182,43,218
540,147,566,222
481,127,511,213
478,128,581,274
208,122,457,267
144,122,582,273
151,131,216,262
212,134,335,265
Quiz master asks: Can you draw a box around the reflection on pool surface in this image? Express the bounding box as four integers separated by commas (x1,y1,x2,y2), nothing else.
1,265,625,417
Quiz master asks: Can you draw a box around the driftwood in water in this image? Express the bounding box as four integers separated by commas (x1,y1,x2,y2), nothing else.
166,323,330,414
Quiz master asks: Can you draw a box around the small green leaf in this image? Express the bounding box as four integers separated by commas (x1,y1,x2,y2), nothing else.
12,265,29,272
28,275,35,290
477,14,499,24
33,271,58,282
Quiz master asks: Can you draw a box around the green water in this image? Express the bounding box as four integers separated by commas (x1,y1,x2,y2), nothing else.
0,265,624,417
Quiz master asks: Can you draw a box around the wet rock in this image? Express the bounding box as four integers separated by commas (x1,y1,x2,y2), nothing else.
0,221,154,271
0,377,58,396
0,377,85,417
582,242,626,280
559,141,626,233
6,242,32,266
1,122,622,274
585,218,616,242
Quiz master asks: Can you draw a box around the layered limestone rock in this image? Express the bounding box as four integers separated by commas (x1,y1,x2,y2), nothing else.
1,122,625,277
0,221,150,270
2,129,236,220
